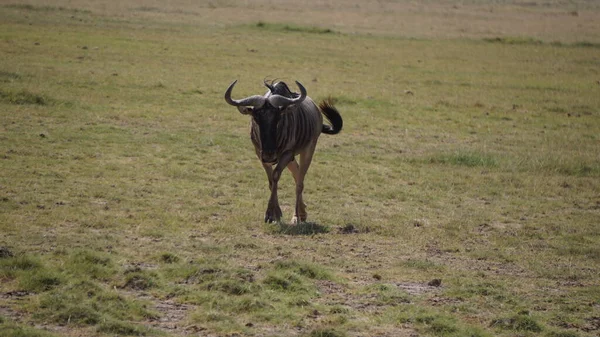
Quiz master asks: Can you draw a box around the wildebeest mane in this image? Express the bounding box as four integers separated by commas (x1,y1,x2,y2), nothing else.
264,79,299,99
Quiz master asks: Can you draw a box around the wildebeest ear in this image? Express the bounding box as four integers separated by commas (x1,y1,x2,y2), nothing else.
237,106,253,115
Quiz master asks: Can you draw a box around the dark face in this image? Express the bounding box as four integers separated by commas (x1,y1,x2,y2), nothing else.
252,102,282,164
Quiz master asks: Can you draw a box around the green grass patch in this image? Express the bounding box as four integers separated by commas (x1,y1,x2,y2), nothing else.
546,331,581,337
96,319,156,336
34,279,158,326
268,222,330,235
571,41,600,49
485,36,600,49
121,268,160,291
263,271,310,293
0,253,63,292
401,258,443,271
381,305,489,337
483,36,543,45
158,252,180,264
428,151,498,168
0,89,52,106
273,260,333,280
255,21,338,34
366,283,412,306
2,3,91,14
0,71,21,82
66,249,116,281
490,314,544,332
1,1,599,336
307,328,347,337
0,320,59,337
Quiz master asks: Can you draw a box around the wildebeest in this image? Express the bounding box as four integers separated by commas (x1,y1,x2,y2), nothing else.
224,79,343,223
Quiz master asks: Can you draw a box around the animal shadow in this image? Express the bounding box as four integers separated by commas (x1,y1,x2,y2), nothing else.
272,222,330,236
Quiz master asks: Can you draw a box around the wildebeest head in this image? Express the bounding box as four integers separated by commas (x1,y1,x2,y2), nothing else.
224,80,307,164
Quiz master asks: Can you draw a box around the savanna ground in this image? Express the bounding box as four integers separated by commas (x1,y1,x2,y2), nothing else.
1,0,599,336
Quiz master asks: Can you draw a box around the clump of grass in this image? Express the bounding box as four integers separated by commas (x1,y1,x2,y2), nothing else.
263,272,308,292
133,6,161,12
0,89,51,106
180,264,224,284
523,155,600,177
449,280,510,301
159,252,180,264
490,314,543,332
0,71,21,82
484,37,600,49
274,260,333,280
66,249,116,280
19,270,63,292
483,36,543,45
255,21,337,34
0,253,63,292
428,151,498,168
0,254,42,274
53,304,101,325
0,320,58,337
546,331,580,337
401,258,443,271
269,222,330,235
231,295,270,312
307,328,347,337
572,41,600,49
121,268,159,290
382,305,490,337
364,284,412,306
204,279,254,295
425,317,459,335
34,279,157,326
96,320,154,336
3,4,91,14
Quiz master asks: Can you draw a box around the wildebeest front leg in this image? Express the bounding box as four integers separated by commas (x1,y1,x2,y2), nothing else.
291,143,318,224
287,159,307,224
264,152,294,223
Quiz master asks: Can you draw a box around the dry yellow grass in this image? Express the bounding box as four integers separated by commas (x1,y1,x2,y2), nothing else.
3,0,600,42
1,1,599,337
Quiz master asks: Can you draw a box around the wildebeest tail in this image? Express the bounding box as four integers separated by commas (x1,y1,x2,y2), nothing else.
319,98,343,135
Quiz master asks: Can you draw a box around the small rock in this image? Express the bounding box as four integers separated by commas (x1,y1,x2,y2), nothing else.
0,247,14,258
428,279,442,287
339,223,359,234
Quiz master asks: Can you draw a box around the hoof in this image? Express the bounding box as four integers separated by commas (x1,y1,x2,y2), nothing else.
290,215,307,225
264,206,282,223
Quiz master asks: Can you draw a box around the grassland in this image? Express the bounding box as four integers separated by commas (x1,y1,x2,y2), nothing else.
1,1,599,336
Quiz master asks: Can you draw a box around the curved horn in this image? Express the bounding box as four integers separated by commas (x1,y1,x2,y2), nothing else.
267,80,307,107
224,80,265,107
